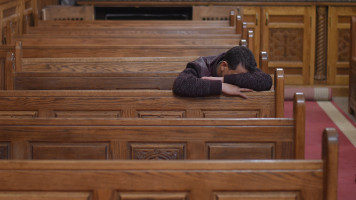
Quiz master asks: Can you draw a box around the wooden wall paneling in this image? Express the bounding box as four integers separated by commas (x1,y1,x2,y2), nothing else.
327,6,356,85
309,5,316,85
261,6,313,85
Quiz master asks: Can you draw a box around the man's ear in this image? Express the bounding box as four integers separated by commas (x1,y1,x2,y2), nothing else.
220,61,229,72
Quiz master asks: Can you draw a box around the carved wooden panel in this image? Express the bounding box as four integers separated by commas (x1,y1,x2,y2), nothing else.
207,143,275,160
327,6,356,85
31,143,109,160
137,111,185,118
0,143,9,159
315,6,328,80
3,6,16,18
214,192,300,200
261,6,312,85
269,28,303,62
129,143,186,160
54,110,121,118
279,141,294,159
0,191,92,200
338,29,350,62
117,192,189,200
202,110,259,118
0,111,38,118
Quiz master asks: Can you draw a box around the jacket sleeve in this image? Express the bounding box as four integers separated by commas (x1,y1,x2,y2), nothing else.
223,69,272,91
172,68,222,97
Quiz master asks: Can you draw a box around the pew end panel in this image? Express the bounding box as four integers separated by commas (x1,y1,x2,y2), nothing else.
274,67,285,118
0,128,338,200
0,45,15,90
322,128,339,200
349,16,356,118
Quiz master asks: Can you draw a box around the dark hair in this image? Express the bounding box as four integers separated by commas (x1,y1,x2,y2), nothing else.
223,46,257,72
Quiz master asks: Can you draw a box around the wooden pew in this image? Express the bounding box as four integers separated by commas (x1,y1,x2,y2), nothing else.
21,19,244,42
26,24,238,35
15,43,236,58
24,13,244,37
37,10,240,27
0,92,304,160
0,128,338,199
13,35,241,46
0,82,285,118
5,50,270,90
36,19,234,27
349,16,356,118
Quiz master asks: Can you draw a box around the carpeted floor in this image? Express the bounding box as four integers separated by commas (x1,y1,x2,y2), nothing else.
284,100,356,200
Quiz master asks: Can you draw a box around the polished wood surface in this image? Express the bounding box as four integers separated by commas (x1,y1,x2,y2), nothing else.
42,5,94,21
0,89,283,118
0,0,38,45
0,128,337,200
327,6,356,85
349,16,356,117
5,51,270,90
0,93,303,160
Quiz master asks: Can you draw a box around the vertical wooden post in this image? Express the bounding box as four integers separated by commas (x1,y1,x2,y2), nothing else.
235,15,242,35
274,68,284,118
314,6,328,81
15,40,22,72
322,128,338,200
293,92,305,159
242,22,248,40
32,0,39,26
247,29,254,53
5,52,15,90
259,51,268,73
229,10,235,26
18,0,25,35
239,39,247,48
0,8,3,45
5,21,13,45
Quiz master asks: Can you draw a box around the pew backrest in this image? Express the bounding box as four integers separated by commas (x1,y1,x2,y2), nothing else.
5,50,272,90
0,128,338,200
0,93,305,160
42,5,94,21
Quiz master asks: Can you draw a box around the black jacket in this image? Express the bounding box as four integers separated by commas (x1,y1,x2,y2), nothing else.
172,53,273,97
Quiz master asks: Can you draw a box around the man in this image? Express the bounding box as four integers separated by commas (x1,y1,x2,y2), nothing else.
172,46,272,98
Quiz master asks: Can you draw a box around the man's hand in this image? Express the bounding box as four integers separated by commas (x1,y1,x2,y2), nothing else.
222,83,253,98
201,76,224,82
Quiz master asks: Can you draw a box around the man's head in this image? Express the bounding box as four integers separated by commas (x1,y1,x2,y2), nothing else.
217,46,257,77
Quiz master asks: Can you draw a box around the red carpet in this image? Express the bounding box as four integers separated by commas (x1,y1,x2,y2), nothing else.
284,101,356,200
